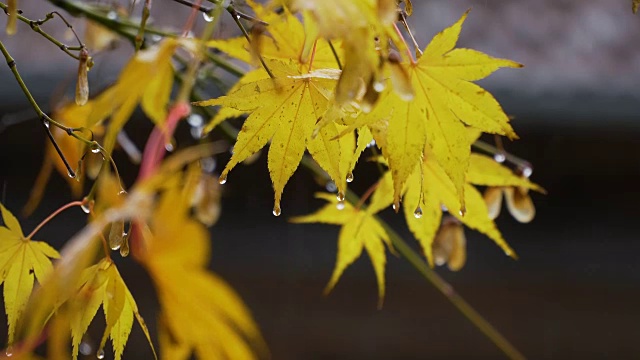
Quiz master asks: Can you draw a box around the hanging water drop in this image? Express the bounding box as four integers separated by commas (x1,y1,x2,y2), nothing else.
151,34,162,42
203,12,215,22
367,139,376,148
392,203,398,211
272,205,281,217
96,348,105,359
81,203,91,214
91,144,101,154
67,169,76,178
493,153,506,163
325,181,337,192
190,126,204,139
43,119,50,129
5,346,12,357
187,113,204,127
521,165,533,178
373,81,386,93
218,174,227,185
346,172,354,183
413,207,423,219
106,11,117,20
108,221,124,251
79,342,92,356
200,157,216,173
165,142,175,152
336,191,345,202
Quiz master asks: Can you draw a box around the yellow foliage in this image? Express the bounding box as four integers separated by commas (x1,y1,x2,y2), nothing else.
0,203,60,345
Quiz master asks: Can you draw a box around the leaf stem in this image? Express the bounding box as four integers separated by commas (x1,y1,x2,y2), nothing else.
27,200,84,239
472,140,532,173
228,7,274,79
327,40,343,70
393,22,416,65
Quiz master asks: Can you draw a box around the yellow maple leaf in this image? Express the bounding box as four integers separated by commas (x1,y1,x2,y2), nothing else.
360,11,521,209
291,193,393,307
208,0,338,69
194,60,354,214
0,203,60,345
402,147,543,267
70,258,155,360
138,170,266,359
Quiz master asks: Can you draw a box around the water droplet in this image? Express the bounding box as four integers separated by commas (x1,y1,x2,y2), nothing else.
6,346,12,357
165,142,175,152
43,119,50,129
190,126,204,139
336,201,345,210
493,153,506,163
325,181,337,192
413,207,423,218
392,203,398,211
91,144,101,154
373,81,386,93
346,172,354,183
81,203,91,214
235,14,241,20
79,342,92,356
67,169,76,178
367,139,376,148
459,207,466,217
187,113,204,127
109,221,124,251
441,204,448,212
336,191,345,202
521,166,533,178
107,11,117,20
200,157,216,173
218,174,227,185
203,12,215,22
96,348,105,359
272,205,281,217
151,34,162,42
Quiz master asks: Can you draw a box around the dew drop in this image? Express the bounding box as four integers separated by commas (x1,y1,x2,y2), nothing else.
346,172,354,183
151,34,162,42
336,200,345,210
165,142,175,152
43,119,50,129
218,174,227,185
272,205,281,217
392,203,398,211
373,81,386,93
521,166,533,178
336,191,345,202
67,169,76,178
6,346,12,357
493,153,506,163
203,12,215,22
91,144,101,154
200,157,217,173
187,113,204,127
459,207,466,217
367,139,376,148
441,204,448,212
325,181,337,192
79,342,92,356
81,203,91,214
106,11,117,20
413,207,423,219
96,348,105,359
190,126,204,139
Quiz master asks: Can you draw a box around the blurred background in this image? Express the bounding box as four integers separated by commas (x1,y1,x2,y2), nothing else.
1,0,640,359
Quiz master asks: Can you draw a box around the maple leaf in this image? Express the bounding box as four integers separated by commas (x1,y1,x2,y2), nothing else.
359,11,521,209
194,60,355,214
70,258,155,360
401,147,543,267
208,0,338,69
139,171,266,359
0,203,60,345
291,192,393,307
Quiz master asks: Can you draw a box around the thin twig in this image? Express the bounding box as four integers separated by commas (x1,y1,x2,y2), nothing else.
228,7,274,78
27,200,84,239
